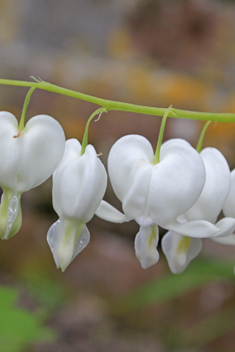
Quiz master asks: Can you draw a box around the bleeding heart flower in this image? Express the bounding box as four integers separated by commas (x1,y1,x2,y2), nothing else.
0,111,65,239
47,139,107,271
96,135,220,269
162,147,235,274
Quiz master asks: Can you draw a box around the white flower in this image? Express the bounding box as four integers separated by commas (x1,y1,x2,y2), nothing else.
0,111,65,239
96,135,219,269
162,147,235,274
217,169,235,246
47,139,107,271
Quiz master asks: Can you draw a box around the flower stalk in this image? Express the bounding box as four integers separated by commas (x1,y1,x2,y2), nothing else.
18,87,36,130
0,79,235,122
153,105,172,165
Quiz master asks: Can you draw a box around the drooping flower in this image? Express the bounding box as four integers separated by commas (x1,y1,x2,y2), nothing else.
96,135,220,269
162,147,235,274
47,139,107,271
0,111,65,239
216,168,235,246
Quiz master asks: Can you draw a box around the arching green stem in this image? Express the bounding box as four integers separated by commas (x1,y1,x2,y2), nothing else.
196,121,212,153
153,106,173,165
0,79,235,122
81,107,106,155
18,87,36,130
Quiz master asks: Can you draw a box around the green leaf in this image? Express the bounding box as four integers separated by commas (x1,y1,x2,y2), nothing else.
0,286,56,352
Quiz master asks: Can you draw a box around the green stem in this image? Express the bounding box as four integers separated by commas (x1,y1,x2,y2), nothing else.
153,106,172,165
196,121,212,153
18,87,36,130
81,107,106,155
0,78,235,122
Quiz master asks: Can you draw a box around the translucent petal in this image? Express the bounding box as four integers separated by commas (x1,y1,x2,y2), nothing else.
147,140,206,227
184,148,230,223
134,225,159,269
47,219,61,268
47,218,90,271
162,231,202,274
72,225,90,260
95,200,128,223
223,169,235,218
4,193,19,239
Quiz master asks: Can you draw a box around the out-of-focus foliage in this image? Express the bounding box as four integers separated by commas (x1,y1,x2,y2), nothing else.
0,286,55,352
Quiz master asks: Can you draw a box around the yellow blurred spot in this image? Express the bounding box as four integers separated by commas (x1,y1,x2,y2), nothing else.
109,29,133,59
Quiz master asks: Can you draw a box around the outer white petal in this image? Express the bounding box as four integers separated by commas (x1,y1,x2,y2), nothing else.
134,225,159,269
54,143,107,222
161,138,191,149
166,220,219,238
108,135,154,222
184,148,230,223
95,200,128,223
0,112,21,189
147,140,205,227
108,135,154,201
18,115,65,192
223,169,235,218
162,231,202,274
53,139,82,216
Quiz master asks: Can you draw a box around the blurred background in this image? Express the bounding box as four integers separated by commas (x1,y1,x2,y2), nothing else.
1,0,235,351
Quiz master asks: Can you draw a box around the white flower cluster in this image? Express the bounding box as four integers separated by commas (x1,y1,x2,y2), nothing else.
1,111,235,273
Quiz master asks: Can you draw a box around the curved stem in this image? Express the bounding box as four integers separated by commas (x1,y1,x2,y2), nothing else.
153,106,172,165
1,79,235,122
81,107,106,155
18,87,36,130
196,121,212,153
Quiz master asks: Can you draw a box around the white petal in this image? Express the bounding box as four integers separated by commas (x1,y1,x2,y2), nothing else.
18,115,65,191
210,217,235,245
108,135,154,202
134,225,159,269
166,219,219,238
0,190,22,240
214,217,235,237
147,140,205,227
162,231,202,274
223,169,235,218
184,148,230,223
211,234,235,245
47,217,90,271
53,143,107,222
95,200,128,223
53,139,82,216
0,112,21,189
108,135,154,222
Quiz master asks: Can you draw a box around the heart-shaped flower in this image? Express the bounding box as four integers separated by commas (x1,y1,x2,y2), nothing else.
96,135,220,269
47,139,107,271
162,147,235,273
0,111,65,239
